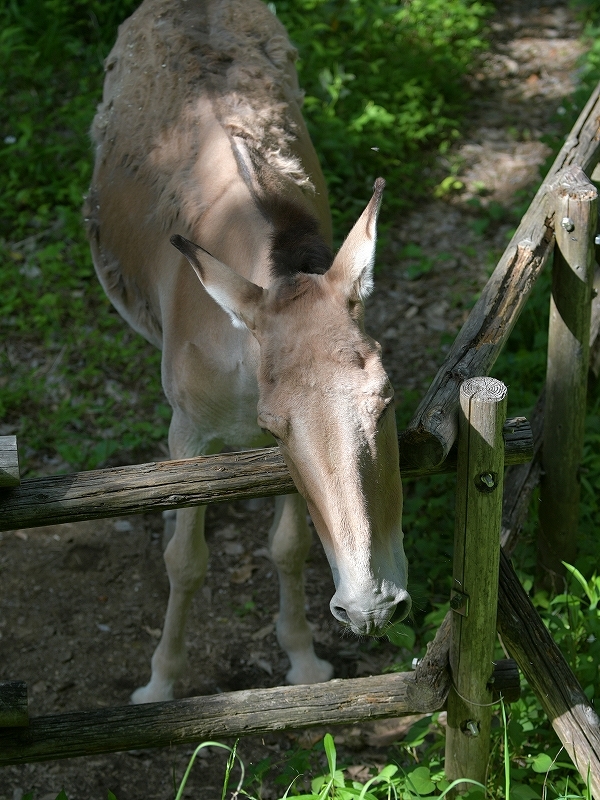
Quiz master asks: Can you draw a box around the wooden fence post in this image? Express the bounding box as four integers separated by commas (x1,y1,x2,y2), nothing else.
446,377,507,790
537,166,598,590
0,435,20,488
399,81,600,472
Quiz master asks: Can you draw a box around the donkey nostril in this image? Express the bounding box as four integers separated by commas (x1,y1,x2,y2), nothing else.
390,597,412,623
332,605,351,625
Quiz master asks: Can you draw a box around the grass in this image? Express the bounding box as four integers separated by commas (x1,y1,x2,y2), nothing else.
0,0,167,474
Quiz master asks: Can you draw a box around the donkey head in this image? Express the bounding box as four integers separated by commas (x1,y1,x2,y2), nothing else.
171,180,410,636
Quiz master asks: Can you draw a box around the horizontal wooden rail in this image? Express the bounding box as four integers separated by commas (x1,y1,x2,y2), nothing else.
0,419,532,532
0,615,451,764
400,80,600,470
0,675,435,765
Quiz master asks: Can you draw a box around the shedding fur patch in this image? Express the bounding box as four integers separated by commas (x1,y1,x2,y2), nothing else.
91,0,315,235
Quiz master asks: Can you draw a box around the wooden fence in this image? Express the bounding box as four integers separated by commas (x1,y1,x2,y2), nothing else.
2,81,600,797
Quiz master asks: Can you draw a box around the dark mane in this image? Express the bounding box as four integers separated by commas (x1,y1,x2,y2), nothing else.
260,194,333,278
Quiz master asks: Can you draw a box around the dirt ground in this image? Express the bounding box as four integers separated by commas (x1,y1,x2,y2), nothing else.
0,1,586,797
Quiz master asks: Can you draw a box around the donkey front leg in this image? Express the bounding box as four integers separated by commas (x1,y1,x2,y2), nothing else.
131,504,208,703
270,493,333,685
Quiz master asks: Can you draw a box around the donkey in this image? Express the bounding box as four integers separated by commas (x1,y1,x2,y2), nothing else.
85,0,411,703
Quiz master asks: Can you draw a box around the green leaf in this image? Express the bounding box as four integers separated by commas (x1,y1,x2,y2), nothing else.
461,791,485,800
323,732,337,776
563,562,599,609
107,792,119,800
507,719,526,747
406,766,436,795
438,779,486,799
403,715,432,748
510,785,541,800
530,753,557,773
377,764,398,780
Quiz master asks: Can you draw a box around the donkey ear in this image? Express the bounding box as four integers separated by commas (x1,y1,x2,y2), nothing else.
170,235,263,332
327,178,385,300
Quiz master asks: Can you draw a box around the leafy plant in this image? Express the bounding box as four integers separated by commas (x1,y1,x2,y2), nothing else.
239,733,484,799
272,0,490,233
532,563,600,703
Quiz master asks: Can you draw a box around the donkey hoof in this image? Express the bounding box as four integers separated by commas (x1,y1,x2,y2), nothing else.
286,657,334,686
130,681,174,704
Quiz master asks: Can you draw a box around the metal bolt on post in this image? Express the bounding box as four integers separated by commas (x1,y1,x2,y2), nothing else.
561,217,575,232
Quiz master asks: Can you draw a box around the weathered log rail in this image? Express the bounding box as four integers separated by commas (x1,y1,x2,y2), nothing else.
0,673,443,765
0,617,452,764
0,419,532,532
498,551,600,800
399,81,600,471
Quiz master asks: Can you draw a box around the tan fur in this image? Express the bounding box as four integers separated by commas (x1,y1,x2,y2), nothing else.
86,0,409,704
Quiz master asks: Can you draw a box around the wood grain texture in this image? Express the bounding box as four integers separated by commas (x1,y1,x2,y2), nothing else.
446,377,507,789
501,265,600,555
538,169,597,587
0,657,451,765
590,264,600,377
501,393,545,554
498,551,600,799
399,81,600,470
0,682,28,728
0,421,532,533
489,659,520,704
0,436,20,488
